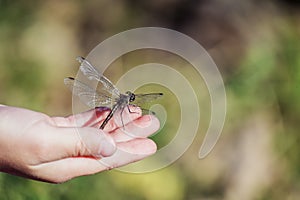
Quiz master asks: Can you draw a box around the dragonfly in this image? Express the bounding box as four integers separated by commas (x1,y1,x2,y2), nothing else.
64,56,163,129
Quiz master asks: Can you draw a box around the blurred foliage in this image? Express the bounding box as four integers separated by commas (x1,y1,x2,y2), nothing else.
0,0,300,199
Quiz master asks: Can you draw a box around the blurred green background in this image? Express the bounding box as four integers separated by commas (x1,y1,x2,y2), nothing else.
1,0,300,199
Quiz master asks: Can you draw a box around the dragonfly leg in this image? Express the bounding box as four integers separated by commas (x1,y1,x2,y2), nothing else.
129,104,155,115
120,107,125,129
127,104,139,114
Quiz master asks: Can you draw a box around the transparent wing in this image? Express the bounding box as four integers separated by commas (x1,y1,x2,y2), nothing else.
133,93,163,105
64,77,116,108
77,56,120,98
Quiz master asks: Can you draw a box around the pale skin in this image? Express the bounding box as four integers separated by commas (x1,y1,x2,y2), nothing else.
0,104,159,183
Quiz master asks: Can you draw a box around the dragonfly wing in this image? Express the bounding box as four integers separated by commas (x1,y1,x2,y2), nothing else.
133,93,163,105
77,56,121,98
64,77,115,108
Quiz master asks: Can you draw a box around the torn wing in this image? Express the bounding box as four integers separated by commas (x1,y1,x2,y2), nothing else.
64,77,117,108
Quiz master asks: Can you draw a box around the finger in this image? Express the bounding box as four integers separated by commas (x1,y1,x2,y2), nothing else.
73,127,117,157
101,106,142,132
100,138,157,169
52,107,110,127
30,138,157,183
52,105,141,130
39,126,116,162
28,157,104,183
110,115,160,142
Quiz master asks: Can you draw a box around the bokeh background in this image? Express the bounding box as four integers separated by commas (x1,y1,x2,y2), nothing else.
1,0,300,199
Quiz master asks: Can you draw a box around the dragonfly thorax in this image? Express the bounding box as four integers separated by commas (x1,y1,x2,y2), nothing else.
126,91,135,102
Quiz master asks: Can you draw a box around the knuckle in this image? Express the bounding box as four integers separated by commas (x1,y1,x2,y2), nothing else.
74,138,88,156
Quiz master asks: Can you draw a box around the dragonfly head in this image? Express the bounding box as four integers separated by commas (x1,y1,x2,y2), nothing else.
126,91,135,102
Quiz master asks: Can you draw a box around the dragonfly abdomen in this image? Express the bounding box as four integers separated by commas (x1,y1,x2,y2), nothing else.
99,103,119,129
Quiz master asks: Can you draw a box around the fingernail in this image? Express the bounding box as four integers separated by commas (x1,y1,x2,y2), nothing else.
137,115,153,127
129,106,141,114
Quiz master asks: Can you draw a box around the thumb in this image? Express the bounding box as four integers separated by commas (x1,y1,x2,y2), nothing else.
76,127,117,157
49,126,117,159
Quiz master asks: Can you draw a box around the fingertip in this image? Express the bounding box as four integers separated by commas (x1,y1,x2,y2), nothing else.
120,138,157,155
144,139,157,155
109,115,161,142
111,106,142,129
98,138,158,170
127,105,143,121
98,133,117,157
128,105,142,115
139,115,160,130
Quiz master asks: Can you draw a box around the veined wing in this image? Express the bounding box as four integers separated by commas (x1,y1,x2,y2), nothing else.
77,56,120,98
64,77,115,108
133,93,163,105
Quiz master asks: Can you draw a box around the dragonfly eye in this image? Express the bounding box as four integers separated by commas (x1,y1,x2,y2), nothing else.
129,93,135,102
